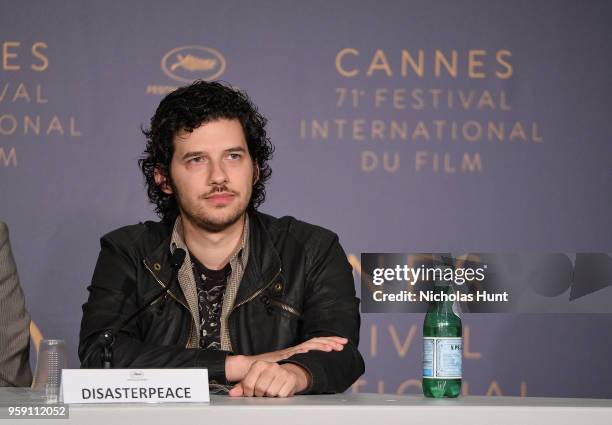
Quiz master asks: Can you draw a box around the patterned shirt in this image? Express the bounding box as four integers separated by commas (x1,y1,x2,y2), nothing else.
170,215,250,351
190,255,232,350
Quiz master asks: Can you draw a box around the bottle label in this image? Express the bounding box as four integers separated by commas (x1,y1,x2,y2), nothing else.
423,337,462,379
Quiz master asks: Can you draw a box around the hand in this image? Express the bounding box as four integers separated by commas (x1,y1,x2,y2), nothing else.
225,336,347,382
228,361,310,397
255,336,348,363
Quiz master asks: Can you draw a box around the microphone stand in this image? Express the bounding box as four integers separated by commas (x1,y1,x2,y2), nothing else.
100,248,186,369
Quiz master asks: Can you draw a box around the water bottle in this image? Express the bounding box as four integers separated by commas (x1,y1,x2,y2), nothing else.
422,277,462,398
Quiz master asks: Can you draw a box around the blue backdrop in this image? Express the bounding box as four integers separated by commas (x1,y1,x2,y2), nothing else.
1,0,611,397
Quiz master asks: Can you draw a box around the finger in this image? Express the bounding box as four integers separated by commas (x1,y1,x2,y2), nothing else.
278,376,297,398
306,338,347,349
241,362,266,397
310,336,348,344
299,342,331,352
253,368,276,397
301,341,340,351
229,383,244,397
322,341,345,351
264,373,285,397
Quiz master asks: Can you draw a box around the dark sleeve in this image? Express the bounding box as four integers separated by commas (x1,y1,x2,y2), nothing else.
278,233,365,394
78,234,229,382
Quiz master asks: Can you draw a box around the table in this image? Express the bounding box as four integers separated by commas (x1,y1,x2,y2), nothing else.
1,387,611,425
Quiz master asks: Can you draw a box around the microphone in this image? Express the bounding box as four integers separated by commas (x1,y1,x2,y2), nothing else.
100,248,186,368
171,248,187,269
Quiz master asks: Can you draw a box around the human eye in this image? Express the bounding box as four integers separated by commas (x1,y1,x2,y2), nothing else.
187,156,205,164
227,153,242,160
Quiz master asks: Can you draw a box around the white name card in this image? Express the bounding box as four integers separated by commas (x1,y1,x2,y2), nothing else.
61,369,209,404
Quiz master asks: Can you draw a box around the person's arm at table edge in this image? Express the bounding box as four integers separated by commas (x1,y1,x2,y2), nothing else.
278,231,365,394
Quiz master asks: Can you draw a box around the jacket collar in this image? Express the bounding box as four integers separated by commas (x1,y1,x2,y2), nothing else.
143,223,188,306
234,212,283,306
143,211,282,308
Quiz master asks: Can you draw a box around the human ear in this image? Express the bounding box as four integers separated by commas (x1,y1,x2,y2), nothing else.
253,163,260,184
154,166,173,195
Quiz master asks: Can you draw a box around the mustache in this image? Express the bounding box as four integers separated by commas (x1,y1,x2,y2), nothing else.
200,186,238,199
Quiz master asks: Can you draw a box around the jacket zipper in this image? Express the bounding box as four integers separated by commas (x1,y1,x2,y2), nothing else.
229,268,282,314
143,259,194,348
268,298,301,317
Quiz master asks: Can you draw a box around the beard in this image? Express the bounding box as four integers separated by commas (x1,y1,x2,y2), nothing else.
183,200,246,233
172,183,250,233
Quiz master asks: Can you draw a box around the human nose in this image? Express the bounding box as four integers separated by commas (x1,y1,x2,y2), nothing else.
208,159,229,185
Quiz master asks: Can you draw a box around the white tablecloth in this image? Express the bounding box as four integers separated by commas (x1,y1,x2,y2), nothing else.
1,388,610,425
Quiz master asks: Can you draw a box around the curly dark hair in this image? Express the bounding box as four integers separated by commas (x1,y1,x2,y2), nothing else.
139,80,274,224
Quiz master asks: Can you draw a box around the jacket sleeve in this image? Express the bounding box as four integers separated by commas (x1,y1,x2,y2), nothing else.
78,233,230,382
0,222,33,387
278,232,365,394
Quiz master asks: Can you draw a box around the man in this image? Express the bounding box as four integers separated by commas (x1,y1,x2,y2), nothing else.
79,81,364,397
0,221,32,387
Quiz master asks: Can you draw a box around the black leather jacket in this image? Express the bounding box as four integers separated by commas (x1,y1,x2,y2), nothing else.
79,212,364,394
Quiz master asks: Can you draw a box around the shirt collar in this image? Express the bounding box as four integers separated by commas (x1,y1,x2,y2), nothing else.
170,214,249,266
